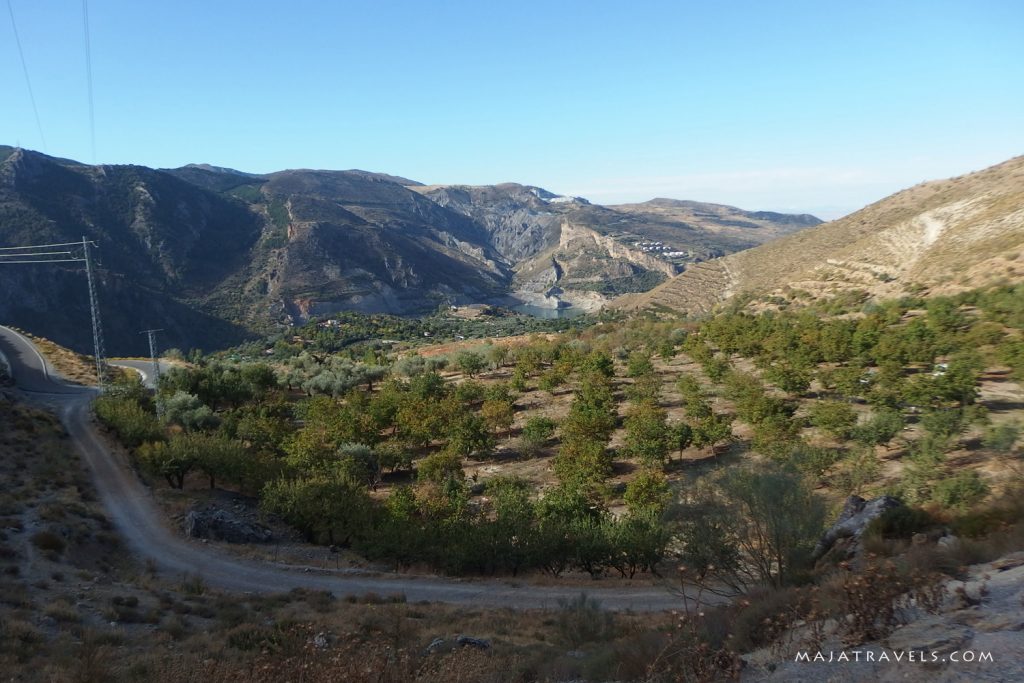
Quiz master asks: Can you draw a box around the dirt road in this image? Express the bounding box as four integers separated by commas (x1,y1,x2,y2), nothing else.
0,325,697,611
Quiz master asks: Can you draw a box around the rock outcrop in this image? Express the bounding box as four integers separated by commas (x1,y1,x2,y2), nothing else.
743,552,1024,682
183,508,273,544
811,495,904,561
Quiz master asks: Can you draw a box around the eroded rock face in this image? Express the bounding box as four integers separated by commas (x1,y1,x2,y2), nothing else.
183,508,273,544
812,495,904,561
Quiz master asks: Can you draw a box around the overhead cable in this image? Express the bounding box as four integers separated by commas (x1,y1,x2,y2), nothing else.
5,0,47,151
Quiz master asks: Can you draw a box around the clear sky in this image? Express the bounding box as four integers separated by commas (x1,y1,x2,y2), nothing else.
2,0,1022,218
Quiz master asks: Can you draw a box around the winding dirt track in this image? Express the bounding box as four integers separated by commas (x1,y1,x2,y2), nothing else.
0,326,696,611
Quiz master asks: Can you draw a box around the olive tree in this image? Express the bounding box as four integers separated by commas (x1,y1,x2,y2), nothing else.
674,463,826,593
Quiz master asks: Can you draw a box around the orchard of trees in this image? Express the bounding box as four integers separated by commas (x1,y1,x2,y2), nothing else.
91,282,1022,583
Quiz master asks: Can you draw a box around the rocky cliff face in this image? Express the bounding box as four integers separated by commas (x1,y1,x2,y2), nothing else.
412,183,566,263
557,221,679,277
255,170,511,318
414,182,816,310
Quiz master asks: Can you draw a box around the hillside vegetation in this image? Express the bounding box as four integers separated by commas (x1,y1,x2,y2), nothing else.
88,282,1024,581
0,392,706,683
5,281,1024,681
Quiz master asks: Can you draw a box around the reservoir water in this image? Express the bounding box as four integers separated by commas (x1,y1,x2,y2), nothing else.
512,303,587,319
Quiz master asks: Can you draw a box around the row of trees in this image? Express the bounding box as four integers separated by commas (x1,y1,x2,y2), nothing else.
266,476,672,577
684,292,1005,507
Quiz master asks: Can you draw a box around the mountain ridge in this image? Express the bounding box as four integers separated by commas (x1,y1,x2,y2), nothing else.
0,145,820,354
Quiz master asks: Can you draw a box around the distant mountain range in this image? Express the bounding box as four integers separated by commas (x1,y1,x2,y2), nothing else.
618,155,1024,315
0,146,819,354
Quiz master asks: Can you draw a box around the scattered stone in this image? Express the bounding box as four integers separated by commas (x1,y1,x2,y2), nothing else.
456,635,490,650
183,508,273,544
311,631,331,650
424,637,449,655
990,555,1024,572
424,635,491,655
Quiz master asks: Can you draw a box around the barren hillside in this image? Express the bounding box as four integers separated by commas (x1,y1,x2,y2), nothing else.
620,156,1024,315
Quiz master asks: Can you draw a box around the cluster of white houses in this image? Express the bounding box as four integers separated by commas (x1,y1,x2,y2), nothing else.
634,241,687,258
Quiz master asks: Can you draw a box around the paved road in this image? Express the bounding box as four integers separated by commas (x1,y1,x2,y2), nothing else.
109,358,175,389
0,326,82,395
0,325,698,611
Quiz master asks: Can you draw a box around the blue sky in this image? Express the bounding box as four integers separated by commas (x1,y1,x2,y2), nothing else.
2,1,1022,218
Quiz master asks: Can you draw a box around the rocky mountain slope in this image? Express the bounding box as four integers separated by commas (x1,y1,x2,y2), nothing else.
0,147,264,354
0,145,818,353
620,156,1024,316
413,183,819,310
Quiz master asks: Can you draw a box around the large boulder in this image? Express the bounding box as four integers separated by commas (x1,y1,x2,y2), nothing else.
183,508,273,544
811,495,903,561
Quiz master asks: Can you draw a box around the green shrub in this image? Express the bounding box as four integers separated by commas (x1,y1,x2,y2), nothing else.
554,593,616,649
519,415,556,457
30,530,65,553
94,395,163,448
226,624,283,651
983,422,1020,453
932,471,989,510
851,409,904,446
808,400,858,439
865,506,935,539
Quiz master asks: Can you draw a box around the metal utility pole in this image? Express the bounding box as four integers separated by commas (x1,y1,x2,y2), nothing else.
0,237,108,389
141,328,163,416
82,236,107,388
140,328,163,385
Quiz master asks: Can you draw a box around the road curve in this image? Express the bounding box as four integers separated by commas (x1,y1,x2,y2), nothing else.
109,358,175,389
0,325,697,611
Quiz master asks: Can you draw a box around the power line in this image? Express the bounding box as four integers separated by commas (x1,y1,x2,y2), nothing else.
0,258,84,264
0,240,95,250
5,0,47,152
82,0,96,162
0,250,74,258
0,237,108,387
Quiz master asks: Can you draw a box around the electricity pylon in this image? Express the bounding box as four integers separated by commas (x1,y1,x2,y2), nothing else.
0,237,108,388
140,328,163,416
140,328,162,385
82,236,108,387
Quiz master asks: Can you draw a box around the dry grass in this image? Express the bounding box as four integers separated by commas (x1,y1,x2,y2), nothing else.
12,329,98,384
4,576,685,682
9,329,134,385
627,155,1024,316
